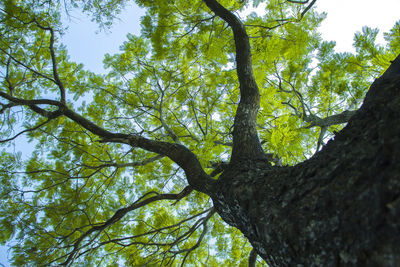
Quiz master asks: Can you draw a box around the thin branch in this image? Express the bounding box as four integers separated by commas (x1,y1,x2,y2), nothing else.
61,186,194,265
156,75,182,144
287,0,309,3
0,47,56,83
213,140,232,146
4,49,15,96
190,100,206,138
177,208,216,266
79,155,164,170
0,118,53,143
245,20,291,31
1,89,214,193
34,21,66,103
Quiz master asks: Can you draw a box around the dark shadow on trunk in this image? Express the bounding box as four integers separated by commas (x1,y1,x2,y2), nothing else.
211,54,400,266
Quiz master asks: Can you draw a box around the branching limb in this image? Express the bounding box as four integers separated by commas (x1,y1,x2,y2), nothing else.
285,0,318,19
0,102,18,114
272,64,356,152
245,0,317,33
176,208,215,266
273,70,356,128
100,134,214,193
33,20,66,103
67,207,214,266
189,100,207,138
0,47,56,83
156,78,182,144
61,186,194,265
4,49,15,96
0,89,214,193
1,7,67,102
202,0,266,163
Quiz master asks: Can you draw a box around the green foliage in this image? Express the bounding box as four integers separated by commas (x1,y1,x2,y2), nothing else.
0,0,399,265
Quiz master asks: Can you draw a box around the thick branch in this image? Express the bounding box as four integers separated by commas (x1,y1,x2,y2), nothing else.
0,91,214,194
249,248,258,267
100,134,214,193
0,91,61,107
202,0,266,163
303,110,357,128
300,0,317,19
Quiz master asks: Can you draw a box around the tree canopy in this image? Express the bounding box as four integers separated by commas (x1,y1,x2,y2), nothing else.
0,0,399,265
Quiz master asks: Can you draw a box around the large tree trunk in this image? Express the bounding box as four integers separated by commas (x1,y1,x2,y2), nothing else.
211,55,400,266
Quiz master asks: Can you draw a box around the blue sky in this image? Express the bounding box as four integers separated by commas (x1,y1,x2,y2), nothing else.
61,0,400,74
1,0,399,265
61,2,145,73
0,3,146,266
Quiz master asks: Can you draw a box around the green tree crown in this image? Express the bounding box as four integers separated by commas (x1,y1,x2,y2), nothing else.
0,0,399,265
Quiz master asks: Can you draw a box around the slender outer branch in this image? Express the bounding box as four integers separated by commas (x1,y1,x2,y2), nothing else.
61,186,194,265
202,0,266,163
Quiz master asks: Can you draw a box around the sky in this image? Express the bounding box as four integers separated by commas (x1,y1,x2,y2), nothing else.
60,2,145,74
59,0,400,74
316,0,400,52
1,0,399,265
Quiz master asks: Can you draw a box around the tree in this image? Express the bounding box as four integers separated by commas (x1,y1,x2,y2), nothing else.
0,0,399,266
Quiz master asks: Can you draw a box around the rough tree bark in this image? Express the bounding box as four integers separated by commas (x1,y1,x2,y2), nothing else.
201,0,400,266
211,54,400,266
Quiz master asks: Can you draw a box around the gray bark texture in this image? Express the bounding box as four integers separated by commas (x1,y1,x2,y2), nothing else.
210,54,400,266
